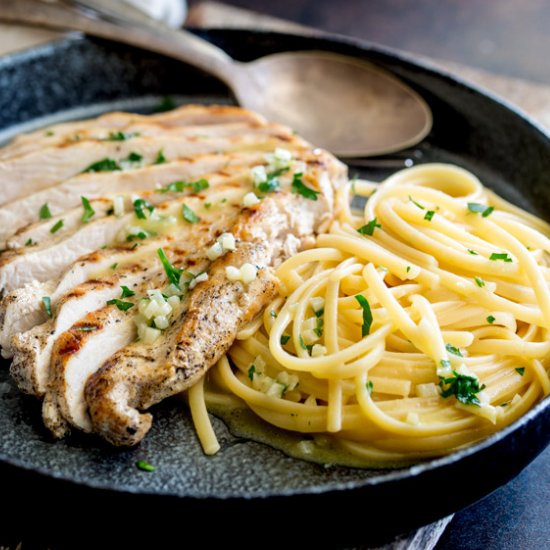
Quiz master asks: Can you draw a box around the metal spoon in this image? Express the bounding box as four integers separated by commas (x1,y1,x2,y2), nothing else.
0,0,432,157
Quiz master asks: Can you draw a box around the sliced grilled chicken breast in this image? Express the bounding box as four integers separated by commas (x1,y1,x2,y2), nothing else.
0,104,347,447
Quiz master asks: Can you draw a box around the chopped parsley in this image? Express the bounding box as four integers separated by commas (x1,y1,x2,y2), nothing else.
154,96,176,112
489,252,513,262
406,266,411,273
126,231,149,241
487,315,496,324
135,460,156,472
439,371,486,406
50,219,64,234
474,276,485,288
25,238,35,247
280,334,291,345
81,196,95,223
42,296,52,318
366,380,374,395
408,195,425,209
515,367,525,376
157,248,183,286
106,298,135,311
133,198,154,220
299,335,307,350
158,179,209,194
45,130,55,137
270,310,278,318
445,343,463,357
248,365,257,381
182,204,200,224
314,317,324,338
127,152,143,163
204,202,212,209
83,158,121,173
467,202,494,217
110,263,118,270
105,131,140,141
355,294,373,337
314,307,324,318
39,203,52,220
120,285,136,298
467,249,479,255
154,149,167,165
357,218,381,236
257,167,288,194
291,173,319,201
424,210,435,221
440,359,452,370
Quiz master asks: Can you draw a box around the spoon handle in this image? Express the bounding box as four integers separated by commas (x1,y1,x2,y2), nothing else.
0,0,236,84
65,0,236,81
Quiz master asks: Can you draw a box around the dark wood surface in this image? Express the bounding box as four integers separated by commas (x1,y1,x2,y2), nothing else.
190,0,550,85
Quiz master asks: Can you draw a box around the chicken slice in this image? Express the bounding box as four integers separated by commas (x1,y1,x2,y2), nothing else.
0,104,267,160
0,153,264,246
85,192,333,445
0,132,307,205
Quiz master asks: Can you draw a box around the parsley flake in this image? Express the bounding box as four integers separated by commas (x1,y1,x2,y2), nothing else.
408,195,425,209
445,343,463,357
489,252,513,262
50,219,64,234
133,198,154,220
157,248,183,286
439,371,486,406
136,460,156,472
106,299,134,311
127,152,143,163
355,294,373,337
424,210,435,221
515,367,525,376
42,296,52,318
154,96,176,112
357,218,381,236
154,149,167,165
25,238,35,247
291,173,319,201
487,315,496,324
158,179,209,194
467,202,494,217
474,276,485,288
83,158,121,173
280,334,291,345
366,380,374,395
105,131,140,141
39,203,52,220
467,249,479,255
120,285,136,298
248,365,257,381
182,204,200,224
81,196,95,223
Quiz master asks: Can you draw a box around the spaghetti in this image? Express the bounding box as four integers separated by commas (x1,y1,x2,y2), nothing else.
191,163,550,465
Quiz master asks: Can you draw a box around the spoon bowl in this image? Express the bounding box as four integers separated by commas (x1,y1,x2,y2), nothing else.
235,50,432,155
0,0,432,157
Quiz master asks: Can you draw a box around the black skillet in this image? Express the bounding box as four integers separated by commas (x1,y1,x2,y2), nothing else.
1,30,550,548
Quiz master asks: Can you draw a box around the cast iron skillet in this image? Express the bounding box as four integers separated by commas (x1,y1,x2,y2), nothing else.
1,30,550,548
